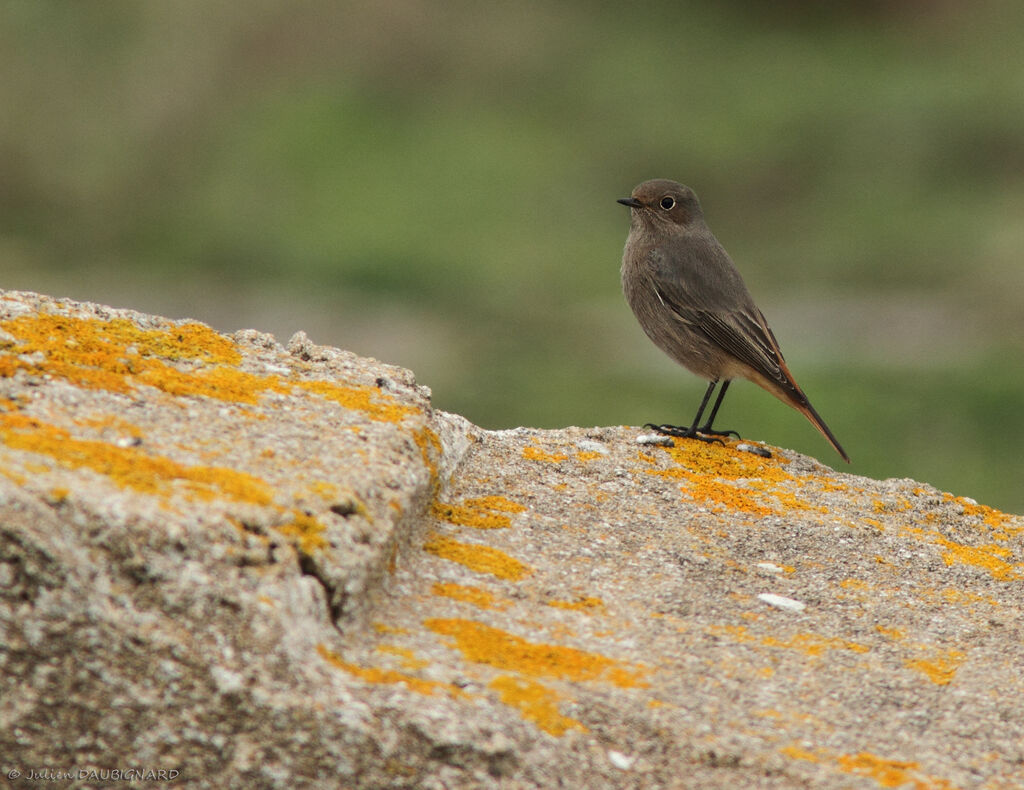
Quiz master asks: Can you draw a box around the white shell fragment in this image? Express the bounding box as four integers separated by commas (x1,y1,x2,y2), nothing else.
757,593,806,612
608,750,636,770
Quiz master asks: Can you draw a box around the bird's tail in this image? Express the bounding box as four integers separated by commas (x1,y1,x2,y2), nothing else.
771,352,850,463
790,396,850,464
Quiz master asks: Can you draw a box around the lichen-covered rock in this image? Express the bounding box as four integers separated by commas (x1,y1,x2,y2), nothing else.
1,290,1022,789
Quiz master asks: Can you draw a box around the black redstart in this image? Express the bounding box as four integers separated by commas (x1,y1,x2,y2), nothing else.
618,178,849,463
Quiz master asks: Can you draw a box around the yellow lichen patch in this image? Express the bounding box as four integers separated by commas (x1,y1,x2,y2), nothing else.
0,313,429,420
372,623,410,636
932,587,998,607
136,365,285,404
376,645,430,670
1,314,241,366
905,649,965,686
0,313,290,403
875,625,905,641
305,480,339,500
780,744,822,762
760,632,870,657
684,475,772,515
75,414,144,439
467,495,526,513
646,440,813,515
489,675,587,736
706,624,757,643
424,618,648,688
944,492,1013,531
906,527,1024,581
547,596,605,613
836,753,924,788
432,582,510,610
274,512,329,553
411,426,442,480
297,380,419,423
0,413,273,504
316,644,464,697
575,451,603,462
423,533,533,580
786,746,956,789
0,397,23,412
708,624,868,657
431,501,512,529
522,445,568,463
431,495,525,529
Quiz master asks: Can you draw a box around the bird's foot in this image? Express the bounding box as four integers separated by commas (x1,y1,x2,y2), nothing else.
643,423,726,446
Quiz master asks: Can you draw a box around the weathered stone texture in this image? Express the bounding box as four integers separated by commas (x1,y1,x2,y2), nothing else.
1,290,1021,789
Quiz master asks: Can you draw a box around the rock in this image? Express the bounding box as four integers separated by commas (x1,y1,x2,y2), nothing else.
1,289,1022,789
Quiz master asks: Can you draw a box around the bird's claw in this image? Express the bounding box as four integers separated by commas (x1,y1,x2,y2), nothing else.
643,423,727,446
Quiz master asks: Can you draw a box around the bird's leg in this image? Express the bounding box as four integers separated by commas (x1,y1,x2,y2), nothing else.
645,380,728,445
696,380,740,438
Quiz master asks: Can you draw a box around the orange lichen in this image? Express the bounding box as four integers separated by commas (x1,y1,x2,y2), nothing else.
944,492,1013,531
316,644,464,697
522,445,568,463
298,379,419,423
411,426,442,480
74,414,144,438
424,617,647,688
905,649,965,686
432,582,509,610
0,413,273,504
431,501,512,529
0,313,423,425
786,746,956,789
2,313,240,365
760,632,870,657
423,534,532,580
547,596,605,613
274,511,329,553
708,624,868,657
372,623,410,635
875,626,905,641
467,495,526,513
0,313,285,403
645,440,815,515
837,753,924,789
780,745,821,763
575,451,603,462
904,526,1023,581
489,675,587,736
376,645,429,670
306,480,339,500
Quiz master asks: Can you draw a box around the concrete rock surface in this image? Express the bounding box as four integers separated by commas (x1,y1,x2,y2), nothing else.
1,289,1022,789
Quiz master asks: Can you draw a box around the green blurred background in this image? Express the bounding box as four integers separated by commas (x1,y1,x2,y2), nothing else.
2,2,1023,512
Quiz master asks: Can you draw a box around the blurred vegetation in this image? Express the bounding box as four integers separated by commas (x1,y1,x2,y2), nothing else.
2,1,1023,511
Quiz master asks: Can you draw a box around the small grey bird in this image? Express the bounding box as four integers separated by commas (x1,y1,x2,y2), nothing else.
618,179,849,463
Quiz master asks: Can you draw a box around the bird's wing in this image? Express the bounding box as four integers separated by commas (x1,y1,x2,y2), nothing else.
646,242,805,401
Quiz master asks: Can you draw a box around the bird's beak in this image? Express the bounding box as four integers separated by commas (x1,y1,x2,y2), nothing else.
617,197,643,209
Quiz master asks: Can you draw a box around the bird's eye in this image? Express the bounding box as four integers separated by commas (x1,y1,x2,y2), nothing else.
660,196,675,210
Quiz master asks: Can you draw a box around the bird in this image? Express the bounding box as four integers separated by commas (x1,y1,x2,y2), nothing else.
618,178,849,463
